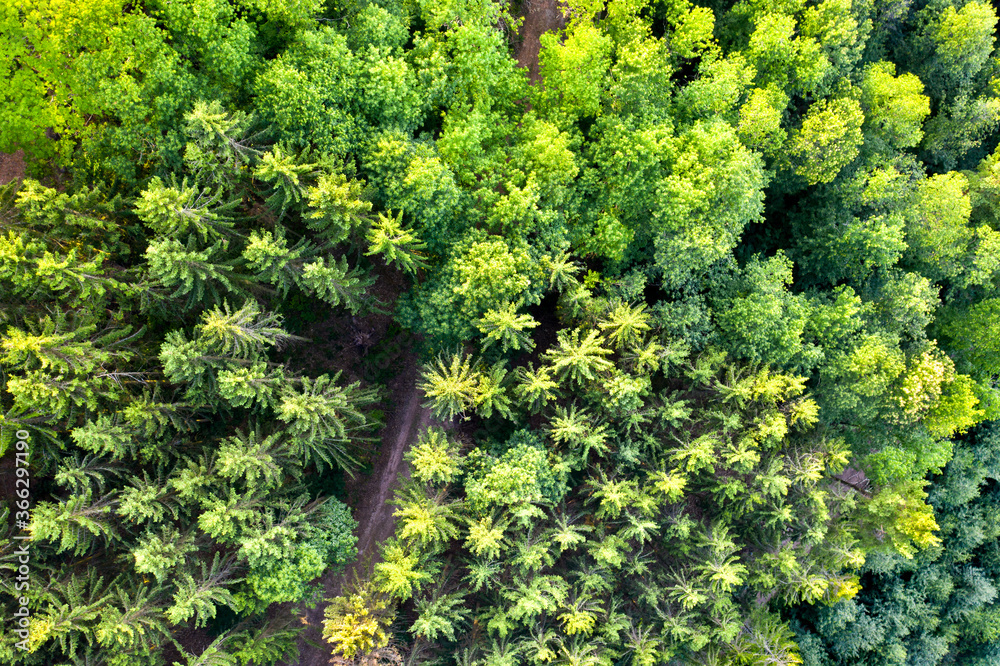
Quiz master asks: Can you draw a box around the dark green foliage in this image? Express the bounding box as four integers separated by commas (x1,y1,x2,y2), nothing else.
789,422,1000,666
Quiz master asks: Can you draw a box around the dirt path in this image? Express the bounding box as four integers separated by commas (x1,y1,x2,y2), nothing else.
353,386,432,565
514,0,568,82
287,360,433,666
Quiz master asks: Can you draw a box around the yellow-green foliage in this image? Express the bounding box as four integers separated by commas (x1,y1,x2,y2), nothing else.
322,587,394,660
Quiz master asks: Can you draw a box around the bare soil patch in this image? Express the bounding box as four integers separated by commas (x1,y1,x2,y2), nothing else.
0,150,26,186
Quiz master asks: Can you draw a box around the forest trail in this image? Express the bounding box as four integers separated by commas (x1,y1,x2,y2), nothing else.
288,359,432,666
515,0,568,82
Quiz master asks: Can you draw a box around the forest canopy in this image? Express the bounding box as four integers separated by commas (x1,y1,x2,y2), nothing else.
2,0,1000,664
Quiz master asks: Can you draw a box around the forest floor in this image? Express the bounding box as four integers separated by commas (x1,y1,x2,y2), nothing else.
0,150,25,186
